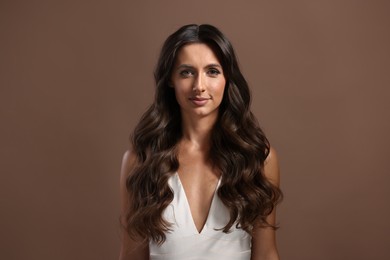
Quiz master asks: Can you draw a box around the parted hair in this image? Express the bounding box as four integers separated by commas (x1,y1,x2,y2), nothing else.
124,24,282,244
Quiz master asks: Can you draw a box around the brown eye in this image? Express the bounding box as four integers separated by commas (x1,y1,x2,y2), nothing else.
179,70,194,77
208,68,221,76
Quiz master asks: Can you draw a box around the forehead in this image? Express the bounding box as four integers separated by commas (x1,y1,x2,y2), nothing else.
175,43,221,66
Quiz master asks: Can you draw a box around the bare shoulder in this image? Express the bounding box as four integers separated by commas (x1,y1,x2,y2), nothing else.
263,147,280,187
119,149,138,202
119,149,149,259
119,149,138,215
250,146,281,259
120,149,138,181
122,149,138,172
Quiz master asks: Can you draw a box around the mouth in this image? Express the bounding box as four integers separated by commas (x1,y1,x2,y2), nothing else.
188,96,211,106
189,96,211,101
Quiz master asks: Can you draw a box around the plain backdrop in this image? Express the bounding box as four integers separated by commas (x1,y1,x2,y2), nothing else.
1,0,389,259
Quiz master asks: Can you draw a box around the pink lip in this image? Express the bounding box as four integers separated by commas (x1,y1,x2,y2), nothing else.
189,97,210,106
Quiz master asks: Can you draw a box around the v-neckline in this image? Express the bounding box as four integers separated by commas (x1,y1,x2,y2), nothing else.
175,172,221,235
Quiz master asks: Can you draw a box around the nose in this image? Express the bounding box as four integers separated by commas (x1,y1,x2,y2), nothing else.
192,74,206,93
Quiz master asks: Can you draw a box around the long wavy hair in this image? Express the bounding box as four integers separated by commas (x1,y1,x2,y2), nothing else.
125,24,282,244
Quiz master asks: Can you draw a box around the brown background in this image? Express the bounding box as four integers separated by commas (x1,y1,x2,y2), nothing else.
1,0,389,259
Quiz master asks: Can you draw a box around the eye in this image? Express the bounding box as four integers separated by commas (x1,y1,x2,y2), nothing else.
179,70,194,78
207,68,221,76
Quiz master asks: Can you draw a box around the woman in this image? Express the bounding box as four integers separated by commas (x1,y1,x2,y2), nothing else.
120,24,282,260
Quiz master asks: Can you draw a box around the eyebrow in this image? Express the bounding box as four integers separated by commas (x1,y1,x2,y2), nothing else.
176,63,222,70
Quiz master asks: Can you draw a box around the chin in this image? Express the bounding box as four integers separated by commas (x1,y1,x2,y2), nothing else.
192,109,218,118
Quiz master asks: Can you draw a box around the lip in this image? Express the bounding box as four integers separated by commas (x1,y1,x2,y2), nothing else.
189,97,210,106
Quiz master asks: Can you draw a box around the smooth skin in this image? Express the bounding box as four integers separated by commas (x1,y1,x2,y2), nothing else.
119,43,280,260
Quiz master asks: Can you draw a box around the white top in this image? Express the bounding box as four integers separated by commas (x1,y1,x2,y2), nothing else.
149,172,251,260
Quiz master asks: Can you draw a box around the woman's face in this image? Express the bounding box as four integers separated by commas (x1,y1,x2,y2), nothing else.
170,43,226,121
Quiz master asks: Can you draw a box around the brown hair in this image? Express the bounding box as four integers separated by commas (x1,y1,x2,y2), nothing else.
124,24,282,244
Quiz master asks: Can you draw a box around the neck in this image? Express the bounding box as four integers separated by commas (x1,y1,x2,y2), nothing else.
180,114,217,151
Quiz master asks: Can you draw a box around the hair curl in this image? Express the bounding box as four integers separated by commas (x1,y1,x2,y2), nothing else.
125,24,282,244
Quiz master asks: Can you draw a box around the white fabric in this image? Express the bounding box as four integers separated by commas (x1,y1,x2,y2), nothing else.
149,172,251,260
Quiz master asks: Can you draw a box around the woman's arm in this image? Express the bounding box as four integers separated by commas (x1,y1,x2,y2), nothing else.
119,150,149,260
251,147,281,260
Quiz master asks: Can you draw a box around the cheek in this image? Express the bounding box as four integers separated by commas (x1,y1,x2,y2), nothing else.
173,80,192,93
212,80,226,99
173,84,190,105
